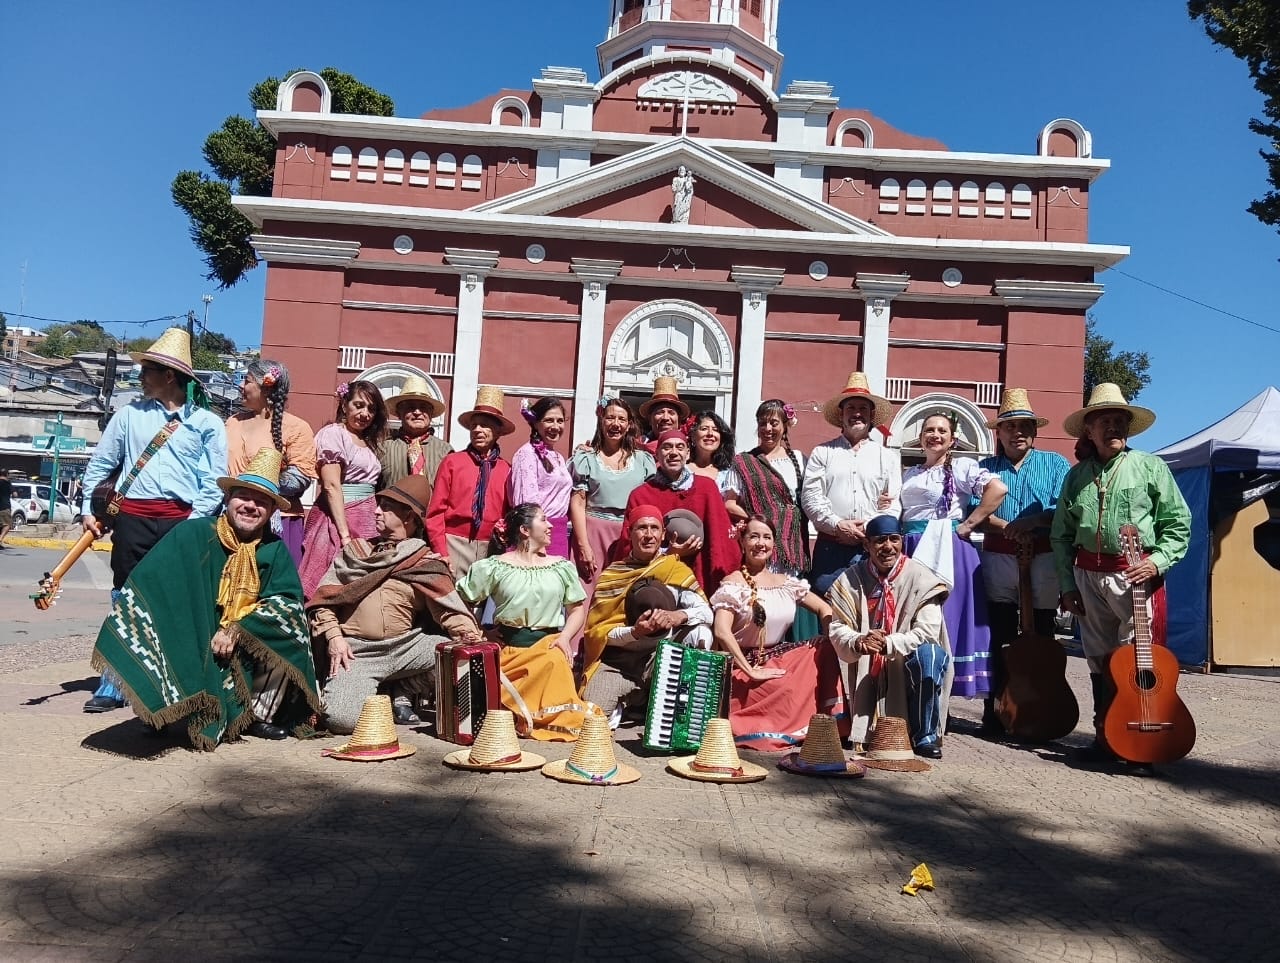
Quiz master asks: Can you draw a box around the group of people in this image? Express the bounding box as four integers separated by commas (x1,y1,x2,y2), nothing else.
75,326,1192,771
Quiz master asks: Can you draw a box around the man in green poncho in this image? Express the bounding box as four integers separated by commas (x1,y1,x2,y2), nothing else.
91,448,321,750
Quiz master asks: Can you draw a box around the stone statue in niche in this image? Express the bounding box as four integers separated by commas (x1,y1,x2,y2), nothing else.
671,166,695,225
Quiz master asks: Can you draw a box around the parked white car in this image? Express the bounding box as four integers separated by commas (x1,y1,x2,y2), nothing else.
9,482,79,526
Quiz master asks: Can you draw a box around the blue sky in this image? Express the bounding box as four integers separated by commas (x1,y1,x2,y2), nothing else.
2,0,1276,450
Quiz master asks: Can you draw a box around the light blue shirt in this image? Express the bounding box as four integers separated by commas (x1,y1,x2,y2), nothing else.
82,398,227,517
977,447,1071,531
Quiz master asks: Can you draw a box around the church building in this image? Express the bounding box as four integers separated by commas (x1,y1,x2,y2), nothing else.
236,0,1126,456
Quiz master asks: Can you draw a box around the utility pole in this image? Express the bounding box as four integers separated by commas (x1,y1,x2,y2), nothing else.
201,293,213,329
186,309,196,343
47,411,63,522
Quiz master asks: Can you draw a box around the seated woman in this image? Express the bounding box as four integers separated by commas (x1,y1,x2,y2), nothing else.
457,503,594,742
710,516,847,751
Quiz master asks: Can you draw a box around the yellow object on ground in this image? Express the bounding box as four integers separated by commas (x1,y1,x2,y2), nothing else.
901,863,935,896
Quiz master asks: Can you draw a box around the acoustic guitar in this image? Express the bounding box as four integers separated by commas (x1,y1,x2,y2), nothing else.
1101,524,1196,764
994,540,1079,742
30,529,100,611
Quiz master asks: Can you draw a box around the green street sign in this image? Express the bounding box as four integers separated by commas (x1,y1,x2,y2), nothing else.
43,420,72,436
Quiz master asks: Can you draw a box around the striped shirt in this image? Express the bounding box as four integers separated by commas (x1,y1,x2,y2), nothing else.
978,448,1070,530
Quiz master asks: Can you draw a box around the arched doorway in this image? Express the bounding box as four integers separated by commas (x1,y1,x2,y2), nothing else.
356,362,447,431
888,392,994,467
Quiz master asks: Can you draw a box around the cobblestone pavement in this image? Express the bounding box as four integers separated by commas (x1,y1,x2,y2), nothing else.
1,634,1277,962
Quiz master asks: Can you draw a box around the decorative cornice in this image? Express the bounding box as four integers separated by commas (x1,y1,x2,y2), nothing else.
855,273,912,299
249,234,360,266
570,258,625,283
731,266,786,293
994,279,1104,309
596,28,782,90
532,67,600,104
443,248,500,274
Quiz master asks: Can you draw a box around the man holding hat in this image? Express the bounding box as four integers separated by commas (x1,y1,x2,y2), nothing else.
976,388,1071,733
378,375,452,491
580,503,711,725
802,371,901,595
637,376,690,453
1051,383,1191,762
80,327,228,713
308,475,484,732
90,448,321,749
828,514,953,759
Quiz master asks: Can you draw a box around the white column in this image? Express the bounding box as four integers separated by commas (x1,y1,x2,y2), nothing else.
570,257,624,444
731,266,785,434
854,273,910,396
444,248,500,449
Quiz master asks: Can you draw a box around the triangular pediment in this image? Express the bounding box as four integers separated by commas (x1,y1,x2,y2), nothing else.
474,138,890,236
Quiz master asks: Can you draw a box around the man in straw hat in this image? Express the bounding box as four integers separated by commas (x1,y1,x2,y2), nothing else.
828,515,952,759
378,374,452,491
580,502,711,727
802,371,901,595
80,326,228,713
308,475,484,733
976,388,1071,735
637,376,690,454
1051,383,1191,764
427,386,513,578
91,448,321,749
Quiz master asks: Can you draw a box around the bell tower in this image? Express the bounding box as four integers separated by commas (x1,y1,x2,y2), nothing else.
599,0,783,90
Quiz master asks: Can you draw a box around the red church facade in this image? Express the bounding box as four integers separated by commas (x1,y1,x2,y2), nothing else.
237,0,1125,458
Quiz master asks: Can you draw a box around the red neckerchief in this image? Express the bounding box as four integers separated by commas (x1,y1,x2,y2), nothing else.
864,552,908,678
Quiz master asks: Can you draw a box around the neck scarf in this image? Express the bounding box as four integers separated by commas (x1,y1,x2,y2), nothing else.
406,433,426,476
466,444,501,539
863,552,908,679
216,514,262,627
649,466,693,492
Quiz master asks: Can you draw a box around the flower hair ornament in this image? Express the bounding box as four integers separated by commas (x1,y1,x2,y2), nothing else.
520,398,537,425
335,382,350,400
681,414,698,434
781,403,797,428
260,365,281,390
595,395,615,417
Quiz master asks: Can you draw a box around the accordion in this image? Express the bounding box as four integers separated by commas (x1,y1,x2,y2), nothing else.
643,640,730,752
435,640,501,746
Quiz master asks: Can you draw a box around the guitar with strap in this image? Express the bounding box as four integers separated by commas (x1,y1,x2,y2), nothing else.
994,539,1079,742
1101,524,1196,764
31,418,182,611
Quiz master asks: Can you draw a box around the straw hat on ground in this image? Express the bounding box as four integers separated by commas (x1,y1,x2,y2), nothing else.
140,327,195,379
668,718,767,783
443,710,546,772
639,376,691,422
542,713,641,785
777,714,867,778
859,716,932,772
392,374,446,419
321,695,417,762
457,385,516,436
986,387,1049,429
822,372,894,429
217,447,290,511
1063,383,1156,439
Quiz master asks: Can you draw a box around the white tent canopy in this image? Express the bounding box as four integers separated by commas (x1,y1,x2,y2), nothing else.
1157,386,1280,471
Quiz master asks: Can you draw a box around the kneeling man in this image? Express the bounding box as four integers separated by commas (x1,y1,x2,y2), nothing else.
828,515,953,760
307,475,483,734
582,503,711,725
91,449,321,749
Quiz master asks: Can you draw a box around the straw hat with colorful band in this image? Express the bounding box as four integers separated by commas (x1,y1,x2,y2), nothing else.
443,710,547,772
777,713,867,778
321,695,417,762
668,718,767,783
457,385,516,436
393,374,445,419
986,387,1049,429
859,715,932,772
376,475,432,523
1062,382,1156,439
140,327,195,379
541,713,641,785
639,376,691,422
217,447,290,511
822,372,894,429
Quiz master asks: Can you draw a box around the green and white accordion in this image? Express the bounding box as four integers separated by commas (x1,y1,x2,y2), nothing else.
642,639,730,752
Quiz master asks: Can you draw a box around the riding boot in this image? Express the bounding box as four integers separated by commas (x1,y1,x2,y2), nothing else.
1073,672,1116,762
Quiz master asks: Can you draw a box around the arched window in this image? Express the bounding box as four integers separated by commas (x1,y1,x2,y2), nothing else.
437,153,457,188
355,364,447,429
357,147,378,182
462,154,483,191
383,149,404,184
330,145,352,181
410,152,431,187
879,177,900,214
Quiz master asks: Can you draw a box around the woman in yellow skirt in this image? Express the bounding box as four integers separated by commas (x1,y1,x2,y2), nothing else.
457,503,595,741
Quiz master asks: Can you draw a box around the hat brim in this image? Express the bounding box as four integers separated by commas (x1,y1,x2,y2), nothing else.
140,350,195,379
443,748,547,772
639,397,691,422
321,742,417,762
667,755,768,783
823,392,895,429
541,758,641,785
1062,404,1156,439
777,752,867,778
458,410,516,437
394,393,446,419
986,413,1050,430
859,753,931,773
217,477,290,511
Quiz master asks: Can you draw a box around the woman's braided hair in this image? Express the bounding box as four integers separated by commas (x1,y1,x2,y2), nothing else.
246,358,291,453
756,399,803,506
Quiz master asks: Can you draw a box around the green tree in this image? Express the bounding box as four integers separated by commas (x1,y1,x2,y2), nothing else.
1189,2,1280,233
33,321,117,358
0,312,8,346
1084,317,1151,402
173,68,395,289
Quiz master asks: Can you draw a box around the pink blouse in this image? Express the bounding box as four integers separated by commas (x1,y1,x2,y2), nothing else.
314,423,382,485
508,442,573,518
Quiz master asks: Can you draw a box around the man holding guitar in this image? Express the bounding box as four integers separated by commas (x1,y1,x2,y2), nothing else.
1051,384,1192,769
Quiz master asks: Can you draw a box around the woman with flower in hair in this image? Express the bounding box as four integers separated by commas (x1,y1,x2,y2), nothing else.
724,399,810,574
568,397,655,590
900,411,1007,700
299,380,389,598
225,359,316,566
686,410,735,489
507,397,574,559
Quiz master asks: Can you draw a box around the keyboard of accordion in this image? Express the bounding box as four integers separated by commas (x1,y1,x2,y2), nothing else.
643,640,730,752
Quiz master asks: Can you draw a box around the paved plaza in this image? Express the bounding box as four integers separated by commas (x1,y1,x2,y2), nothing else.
1,543,1278,962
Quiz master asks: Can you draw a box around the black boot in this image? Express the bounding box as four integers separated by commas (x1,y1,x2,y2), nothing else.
1072,673,1117,763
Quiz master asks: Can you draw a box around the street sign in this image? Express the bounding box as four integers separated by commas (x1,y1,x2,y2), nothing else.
32,435,86,452
43,420,72,436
